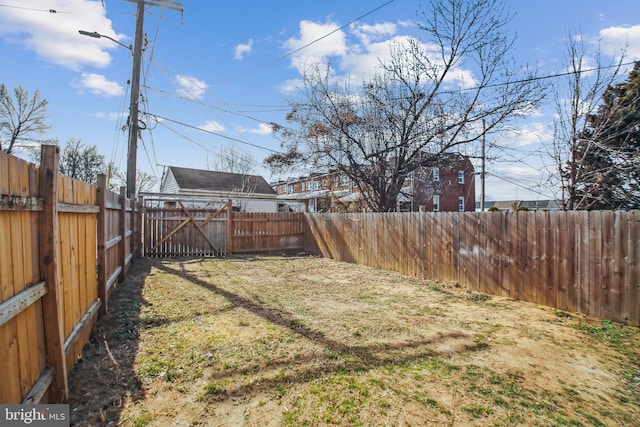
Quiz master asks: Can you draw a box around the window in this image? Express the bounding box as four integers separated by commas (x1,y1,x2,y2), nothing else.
432,168,440,182
458,196,465,211
458,171,465,184
433,195,440,212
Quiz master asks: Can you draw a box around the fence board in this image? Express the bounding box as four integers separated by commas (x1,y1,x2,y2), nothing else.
502,212,515,298
629,211,640,326
554,212,568,311
589,212,602,318
305,210,640,327
611,211,626,323
600,211,614,321
1,156,23,403
1,152,138,404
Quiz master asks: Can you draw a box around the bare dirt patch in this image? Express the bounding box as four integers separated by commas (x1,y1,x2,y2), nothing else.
68,256,640,426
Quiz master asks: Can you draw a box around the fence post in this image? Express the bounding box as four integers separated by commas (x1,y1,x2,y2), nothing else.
38,144,68,403
96,174,108,314
119,187,126,281
226,199,233,256
136,195,144,258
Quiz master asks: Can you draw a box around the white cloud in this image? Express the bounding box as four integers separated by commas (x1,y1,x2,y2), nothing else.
279,77,304,95
234,39,253,60
176,75,208,100
198,120,225,132
350,22,397,45
599,25,640,60
494,165,542,178
284,20,348,73
502,122,552,147
76,73,123,97
248,123,273,135
96,112,125,121
285,20,478,89
0,0,126,70
340,36,405,78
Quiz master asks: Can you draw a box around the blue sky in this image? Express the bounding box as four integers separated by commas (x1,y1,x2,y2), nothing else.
1,0,639,201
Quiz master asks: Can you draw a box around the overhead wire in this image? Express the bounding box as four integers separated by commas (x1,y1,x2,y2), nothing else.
120,1,635,199
268,0,396,65
0,3,70,13
154,119,257,168
137,8,165,178
147,112,280,153
486,171,556,199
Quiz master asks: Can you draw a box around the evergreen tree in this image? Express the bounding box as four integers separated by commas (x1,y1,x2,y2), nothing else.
572,61,640,210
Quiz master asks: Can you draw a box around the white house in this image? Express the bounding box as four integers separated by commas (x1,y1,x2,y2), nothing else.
159,166,279,212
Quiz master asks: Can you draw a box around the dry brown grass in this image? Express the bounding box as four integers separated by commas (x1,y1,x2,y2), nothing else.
69,256,640,426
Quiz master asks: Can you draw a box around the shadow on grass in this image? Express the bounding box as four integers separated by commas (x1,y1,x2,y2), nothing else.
67,259,154,427
155,259,485,399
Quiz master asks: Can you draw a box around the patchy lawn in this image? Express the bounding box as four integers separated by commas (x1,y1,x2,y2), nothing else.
68,256,640,426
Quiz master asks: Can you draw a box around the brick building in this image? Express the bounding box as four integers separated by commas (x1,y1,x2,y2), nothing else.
273,154,475,212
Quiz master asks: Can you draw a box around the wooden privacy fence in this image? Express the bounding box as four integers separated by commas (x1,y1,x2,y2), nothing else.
143,197,305,257
305,211,640,327
0,146,140,404
232,212,306,254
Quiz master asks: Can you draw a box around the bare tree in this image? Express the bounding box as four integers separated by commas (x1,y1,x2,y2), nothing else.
207,145,256,176
547,31,626,210
59,138,107,184
266,0,544,211
0,84,52,154
110,166,158,194
135,170,159,194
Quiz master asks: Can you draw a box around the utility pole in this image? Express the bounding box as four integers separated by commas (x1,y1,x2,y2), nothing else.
125,0,183,199
125,0,144,199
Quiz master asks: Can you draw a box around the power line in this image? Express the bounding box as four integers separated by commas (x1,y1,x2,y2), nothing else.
146,112,281,153
486,171,555,199
441,61,638,94
0,3,70,13
154,120,258,168
273,0,396,64
143,0,397,98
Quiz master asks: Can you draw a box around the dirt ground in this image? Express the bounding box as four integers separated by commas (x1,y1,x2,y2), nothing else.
68,256,640,426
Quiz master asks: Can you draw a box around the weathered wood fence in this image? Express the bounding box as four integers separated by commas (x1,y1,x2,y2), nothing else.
143,197,305,257
232,212,306,254
0,146,139,404
305,211,640,327
3,148,638,406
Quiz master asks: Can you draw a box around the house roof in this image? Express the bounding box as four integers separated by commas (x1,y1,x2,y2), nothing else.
167,166,276,195
520,200,562,210
475,200,563,211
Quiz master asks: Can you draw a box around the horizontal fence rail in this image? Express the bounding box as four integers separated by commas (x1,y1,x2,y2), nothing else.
0,147,139,404
305,211,640,327
142,197,305,257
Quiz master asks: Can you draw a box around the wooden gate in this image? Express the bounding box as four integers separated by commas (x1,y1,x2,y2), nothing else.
143,196,231,257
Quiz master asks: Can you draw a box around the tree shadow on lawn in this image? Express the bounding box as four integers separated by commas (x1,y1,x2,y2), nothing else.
156,259,486,399
67,259,153,426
